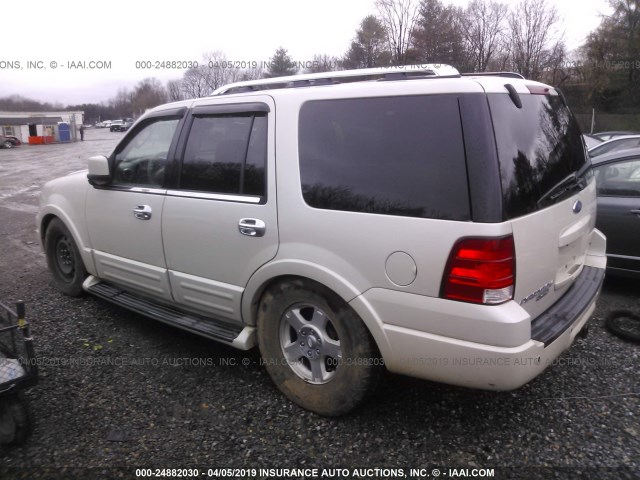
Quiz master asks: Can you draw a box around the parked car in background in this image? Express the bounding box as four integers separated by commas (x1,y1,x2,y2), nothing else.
110,119,133,132
592,146,640,277
109,120,125,132
593,131,640,142
583,134,604,149
588,135,640,158
0,135,22,149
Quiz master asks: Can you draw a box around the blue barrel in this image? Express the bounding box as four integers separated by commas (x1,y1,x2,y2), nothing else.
58,123,71,142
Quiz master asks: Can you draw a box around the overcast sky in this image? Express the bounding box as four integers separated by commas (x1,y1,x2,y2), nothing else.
0,0,612,106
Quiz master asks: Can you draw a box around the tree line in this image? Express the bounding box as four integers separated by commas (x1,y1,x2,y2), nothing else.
1,0,638,124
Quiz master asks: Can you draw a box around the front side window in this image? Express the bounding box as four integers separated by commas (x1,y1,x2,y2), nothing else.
113,118,180,187
595,158,640,197
298,95,470,220
179,113,267,197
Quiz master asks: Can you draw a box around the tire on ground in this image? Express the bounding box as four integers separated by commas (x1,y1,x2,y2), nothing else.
44,218,87,297
257,278,381,416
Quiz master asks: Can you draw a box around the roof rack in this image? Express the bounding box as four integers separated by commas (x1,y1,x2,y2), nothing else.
213,64,461,95
461,72,525,79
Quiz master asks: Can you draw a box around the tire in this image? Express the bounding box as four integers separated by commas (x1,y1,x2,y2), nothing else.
44,218,87,296
257,279,381,416
606,310,640,343
2,140,13,149
0,393,32,446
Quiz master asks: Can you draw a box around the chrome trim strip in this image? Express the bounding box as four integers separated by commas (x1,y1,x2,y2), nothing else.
165,190,262,203
105,186,167,195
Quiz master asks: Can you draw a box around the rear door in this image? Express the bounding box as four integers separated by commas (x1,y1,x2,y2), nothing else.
161,96,278,322
594,155,640,272
487,86,597,319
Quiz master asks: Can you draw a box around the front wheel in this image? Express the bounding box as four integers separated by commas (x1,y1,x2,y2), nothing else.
44,218,87,296
2,140,13,149
257,279,381,416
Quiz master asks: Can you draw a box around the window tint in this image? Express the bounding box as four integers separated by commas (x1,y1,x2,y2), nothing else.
488,93,590,219
113,118,179,187
298,96,470,220
595,158,640,197
180,114,266,196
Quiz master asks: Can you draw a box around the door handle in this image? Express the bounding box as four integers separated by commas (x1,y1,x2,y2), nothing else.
238,218,266,237
630,209,640,215
133,205,152,220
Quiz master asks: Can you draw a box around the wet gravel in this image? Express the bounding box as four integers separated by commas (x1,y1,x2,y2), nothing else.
0,130,638,479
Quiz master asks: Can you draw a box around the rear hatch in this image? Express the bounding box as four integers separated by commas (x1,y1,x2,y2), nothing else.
487,84,595,320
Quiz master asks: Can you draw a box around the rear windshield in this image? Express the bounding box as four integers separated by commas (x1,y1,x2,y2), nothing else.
488,92,590,219
298,95,470,220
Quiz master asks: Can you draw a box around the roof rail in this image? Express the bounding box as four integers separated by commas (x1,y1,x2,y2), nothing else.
461,72,525,79
212,64,461,95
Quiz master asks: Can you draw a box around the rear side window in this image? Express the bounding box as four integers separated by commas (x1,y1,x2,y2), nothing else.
488,93,589,219
180,113,267,197
298,95,470,220
595,158,640,197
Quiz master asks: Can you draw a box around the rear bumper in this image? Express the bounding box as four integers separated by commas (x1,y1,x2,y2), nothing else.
351,265,605,391
531,266,605,346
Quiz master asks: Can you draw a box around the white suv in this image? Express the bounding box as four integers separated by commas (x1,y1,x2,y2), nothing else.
37,66,606,415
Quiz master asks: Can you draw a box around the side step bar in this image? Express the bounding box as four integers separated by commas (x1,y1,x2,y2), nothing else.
83,276,256,350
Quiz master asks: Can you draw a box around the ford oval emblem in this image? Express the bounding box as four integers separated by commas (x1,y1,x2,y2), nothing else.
573,200,583,214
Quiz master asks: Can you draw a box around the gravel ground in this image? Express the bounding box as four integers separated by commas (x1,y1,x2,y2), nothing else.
0,130,638,480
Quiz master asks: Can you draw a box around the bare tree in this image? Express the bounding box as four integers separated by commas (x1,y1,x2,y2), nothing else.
181,51,243,98
182,66,213,98
544,39,570,86
304,54,342,73
237,64,264,81
461,0,508,72
376,0,420,65
166,79,185,102
507,0,563,79
130,78,167,117
110,87,133,118
203,51,242,90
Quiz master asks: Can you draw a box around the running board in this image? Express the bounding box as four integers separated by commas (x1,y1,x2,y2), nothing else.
83,276,256,350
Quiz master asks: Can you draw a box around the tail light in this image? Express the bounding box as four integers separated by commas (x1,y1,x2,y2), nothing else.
442,236,515,305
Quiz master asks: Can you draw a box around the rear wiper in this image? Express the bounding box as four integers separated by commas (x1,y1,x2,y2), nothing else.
537,173,583,207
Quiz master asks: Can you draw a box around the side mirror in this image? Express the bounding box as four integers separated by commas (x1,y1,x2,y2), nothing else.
87,155,111,186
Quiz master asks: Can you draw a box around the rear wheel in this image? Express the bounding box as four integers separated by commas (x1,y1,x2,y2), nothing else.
44,218,87,296
258,279,381,416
